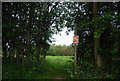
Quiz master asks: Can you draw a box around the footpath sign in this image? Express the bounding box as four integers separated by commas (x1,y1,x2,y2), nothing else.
73,35,79,43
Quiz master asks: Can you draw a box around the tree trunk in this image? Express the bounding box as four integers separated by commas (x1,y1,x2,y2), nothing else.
36,43,40,63
93,2,101,67
24,5,33,64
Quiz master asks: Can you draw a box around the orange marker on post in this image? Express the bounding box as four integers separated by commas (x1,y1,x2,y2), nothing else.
73,35,79,44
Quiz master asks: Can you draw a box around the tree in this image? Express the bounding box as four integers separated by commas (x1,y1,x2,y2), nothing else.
93,2,101,67
2,2,60,64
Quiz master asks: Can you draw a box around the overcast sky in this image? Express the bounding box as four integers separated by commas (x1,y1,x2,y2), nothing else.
51,27,74,46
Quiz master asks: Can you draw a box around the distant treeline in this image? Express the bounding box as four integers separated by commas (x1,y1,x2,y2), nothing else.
47,45,74,56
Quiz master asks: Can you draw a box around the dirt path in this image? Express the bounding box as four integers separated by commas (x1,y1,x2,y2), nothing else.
52,75,67,79
53,77,66,79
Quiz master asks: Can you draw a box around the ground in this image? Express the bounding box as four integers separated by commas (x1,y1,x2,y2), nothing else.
3,56,74,79
34,56,74,79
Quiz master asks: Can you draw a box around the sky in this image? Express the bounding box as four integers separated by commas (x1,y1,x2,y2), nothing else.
51,27,74,46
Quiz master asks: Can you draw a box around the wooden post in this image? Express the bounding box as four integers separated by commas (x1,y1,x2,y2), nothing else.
74,27,77,66
74,45,77,66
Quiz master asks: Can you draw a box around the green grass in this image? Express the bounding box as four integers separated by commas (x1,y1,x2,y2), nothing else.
3,56,74,79
34,56,74,79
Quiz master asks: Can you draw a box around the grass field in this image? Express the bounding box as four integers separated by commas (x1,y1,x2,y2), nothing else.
34,56,74,79
3,56,74,79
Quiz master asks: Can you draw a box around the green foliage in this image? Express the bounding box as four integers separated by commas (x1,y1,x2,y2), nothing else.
2,2,61,64
93,14,113,38
77,13,114,38
68,59,115,79
71,2,120,79
3,62,35,79
68,59,94,79
2,2,120,79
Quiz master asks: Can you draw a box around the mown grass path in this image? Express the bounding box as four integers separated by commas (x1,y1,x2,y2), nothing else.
34,56,73,79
